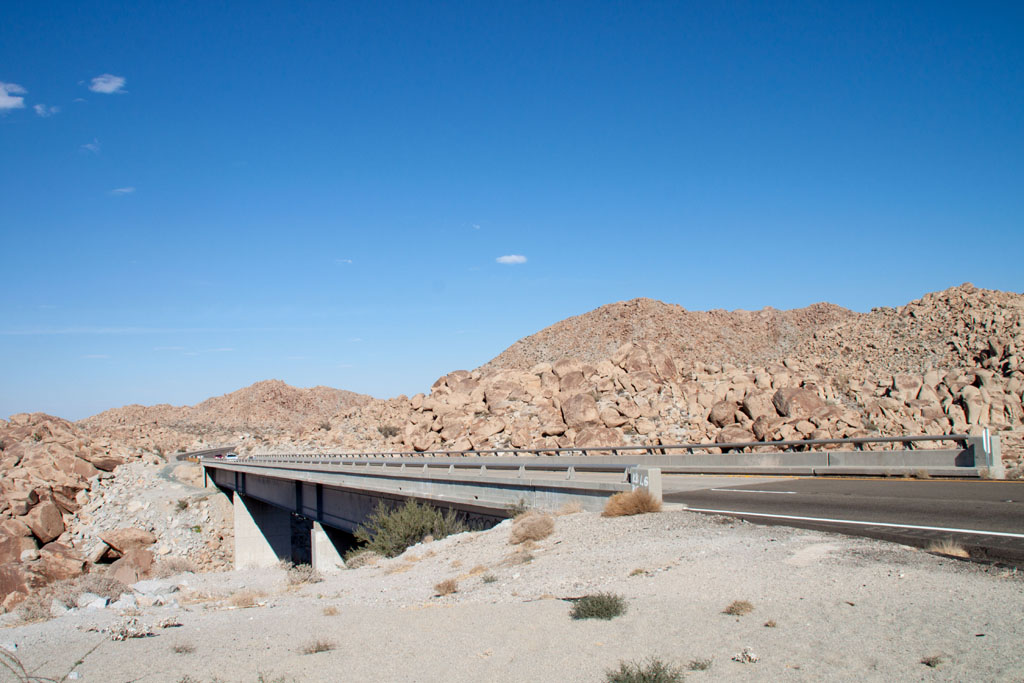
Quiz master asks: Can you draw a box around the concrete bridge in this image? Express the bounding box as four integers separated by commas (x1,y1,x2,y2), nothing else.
201,432,1003,572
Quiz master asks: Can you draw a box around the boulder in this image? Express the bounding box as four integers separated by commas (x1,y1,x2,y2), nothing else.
772,388,825,418
37,543,85,582
599,407,628,428
21,502,64,544
574,426,624,449
80,451,123,472
99,528,157,554
708,401,737,427
741,392,777,421
561,394,599,430
716,425,755,445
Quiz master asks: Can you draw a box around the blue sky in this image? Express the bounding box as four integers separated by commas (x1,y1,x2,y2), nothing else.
2,1,1022,420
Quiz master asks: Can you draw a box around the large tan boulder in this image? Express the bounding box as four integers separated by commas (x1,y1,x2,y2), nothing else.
21,501,64,544
561,393,600,430
106,548,154,585
574,426,624,449
100,527,157,554
38,542,85,582
552,358,582,378
717,425,755,445
79,451,123,472
772,388,825,418
742,391,778,421
599,407,628,428
708,401,737,427
559,372,587,396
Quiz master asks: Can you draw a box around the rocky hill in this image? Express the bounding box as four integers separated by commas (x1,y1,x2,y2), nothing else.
485,297,855,371
79,379,373,454
2,282,1023,613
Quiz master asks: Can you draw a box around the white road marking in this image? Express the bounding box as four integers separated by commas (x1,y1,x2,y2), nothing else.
685,508,1024,539
709,489,797,495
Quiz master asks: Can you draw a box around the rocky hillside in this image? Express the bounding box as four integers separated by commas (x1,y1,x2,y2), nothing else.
485,298,855,371
79,379,373,454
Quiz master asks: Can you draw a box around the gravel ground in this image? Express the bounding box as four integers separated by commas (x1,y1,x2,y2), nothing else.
2,508,1022,682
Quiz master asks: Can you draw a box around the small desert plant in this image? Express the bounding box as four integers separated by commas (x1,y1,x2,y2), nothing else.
344,550,382,568
556,501,584,516
434,578,458,596
50,575,129,608
287,564,323,586
152,557,199,578
920,654,946,668
605,658,683,682
176,499,189,511
723,600,754,616
509,511,555,544
763,620,777,628
190,525,202,533
353,499,467,558
300,639,335,655
602,489,662,517
570,593,627,620
913,468,932,479
687,657,713,671
16,595,54,624
506,498,530,517
228,590,264,608
322,605,339,616
629,568,647,577
925,539,969,559
377,425,400,438
482,573,497,584
172,642,195,654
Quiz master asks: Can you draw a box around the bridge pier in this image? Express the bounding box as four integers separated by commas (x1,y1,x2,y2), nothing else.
311,522,347,573
233,492,292,569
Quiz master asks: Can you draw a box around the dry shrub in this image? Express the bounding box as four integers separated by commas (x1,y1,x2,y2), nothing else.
151,557,198,578
287,564,323,586
345,550,382,569
763,620,777,628
228,590,264,608
16,595,53,624
385,562,415,575
570,593,627,620
322,605,339,616
925,539,970,558
723,600,754,616
300,639,335,655
602,489,662,517
434,578,458,596
556,502,584,516
510,511,555,544
172,642,195,654
48,575,127,609
467,565,488,576
606,657,684,682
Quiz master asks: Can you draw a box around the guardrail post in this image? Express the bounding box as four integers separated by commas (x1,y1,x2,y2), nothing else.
627,467,662,502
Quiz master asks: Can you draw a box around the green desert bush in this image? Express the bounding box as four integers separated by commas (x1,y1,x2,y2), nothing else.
353,499,466,558
605,658,684,682
570,592,627,620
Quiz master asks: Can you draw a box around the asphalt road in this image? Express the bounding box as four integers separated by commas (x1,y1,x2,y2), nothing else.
663,476,1024,565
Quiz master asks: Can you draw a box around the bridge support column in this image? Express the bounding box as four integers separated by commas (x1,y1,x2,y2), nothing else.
233,492,292,569
311,522,347,573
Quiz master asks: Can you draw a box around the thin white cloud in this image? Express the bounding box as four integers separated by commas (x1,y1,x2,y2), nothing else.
349,337,362,343
0,82,26,111
33,104,59,117
80,139,101,154
335,258,353,264
472,224,481,230
110,187,135,195
153,346,185,351
81,354,110,359
89,74,126,94
496,254,527,265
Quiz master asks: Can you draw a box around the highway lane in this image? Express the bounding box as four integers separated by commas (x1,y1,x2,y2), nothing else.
663,477,1024,564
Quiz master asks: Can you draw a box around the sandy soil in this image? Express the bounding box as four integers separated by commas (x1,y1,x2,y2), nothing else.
2,508,1022,682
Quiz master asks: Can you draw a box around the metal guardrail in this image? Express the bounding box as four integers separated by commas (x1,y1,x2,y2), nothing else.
220,434,971,462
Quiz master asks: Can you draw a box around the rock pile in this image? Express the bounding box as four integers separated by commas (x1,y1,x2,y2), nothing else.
0,413,231,612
